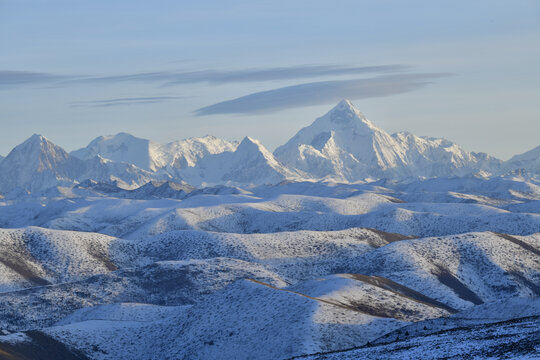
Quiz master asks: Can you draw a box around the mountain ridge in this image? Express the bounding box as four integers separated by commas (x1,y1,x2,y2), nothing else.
0,100,538,194
71,132,238,172
274,100,504,181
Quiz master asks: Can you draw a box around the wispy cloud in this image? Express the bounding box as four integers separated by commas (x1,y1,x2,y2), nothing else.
2,66,449,113
75,64,409,86
195,73,451,116
0,70,74,88
69,96,185,107
1,64,409,89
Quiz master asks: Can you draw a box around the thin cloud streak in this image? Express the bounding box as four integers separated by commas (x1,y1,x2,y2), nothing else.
0,71,75,88
164,64,410,85
70,96,185,107
75,64,409,86
195,73,452,116
0,64,410,89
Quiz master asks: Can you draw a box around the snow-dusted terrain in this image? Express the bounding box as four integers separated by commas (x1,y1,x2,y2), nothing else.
0,100,538,359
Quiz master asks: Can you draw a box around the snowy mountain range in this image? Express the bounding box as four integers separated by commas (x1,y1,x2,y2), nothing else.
70,132,237,172
274,100,504,181
0,134,164,195
0,102,538,358
0,100,538,195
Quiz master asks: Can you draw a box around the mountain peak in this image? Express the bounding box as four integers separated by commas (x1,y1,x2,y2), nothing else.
274,100,509,181
105,132,141,141
16,134,63,156
335,99,355,110
24,133,49,145
326,99,369,124
71,132,155,171
0,133,75,193
239,136,260,147
178,135,296,186
236,136,270,158
301,100,376,136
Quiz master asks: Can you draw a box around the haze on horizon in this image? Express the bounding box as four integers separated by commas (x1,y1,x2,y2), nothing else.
1,0,539,160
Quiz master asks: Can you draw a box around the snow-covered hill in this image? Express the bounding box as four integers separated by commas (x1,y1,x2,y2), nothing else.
1,180,538,239
0,229,536,359
0,257,285,331
369,297,540,348
0,227,135,292
299,314,539,359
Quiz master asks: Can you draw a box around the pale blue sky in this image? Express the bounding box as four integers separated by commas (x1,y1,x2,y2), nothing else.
1,0,539,159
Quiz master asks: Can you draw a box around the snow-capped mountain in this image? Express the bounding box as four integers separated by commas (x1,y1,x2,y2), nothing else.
504,145,540,174
75,154,166,190
158,135,238,170
0,100,538,195
0,134,162,195
274,100,502,181
179,136,301,186
275,100,409,181
71,133,237,172
391,131,502,177
71,132,160,171
0,134,83,193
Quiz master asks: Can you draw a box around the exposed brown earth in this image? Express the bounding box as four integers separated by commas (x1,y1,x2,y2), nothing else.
0,331,88,360
380,195,405,204
246,278,363,314
86,247,118,272
430,265,484,305
493,232,540,256
366,228,415,244
344,274,457,313
0,254,50,286
248,274,455,321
